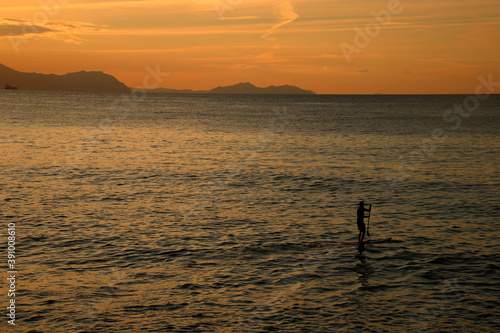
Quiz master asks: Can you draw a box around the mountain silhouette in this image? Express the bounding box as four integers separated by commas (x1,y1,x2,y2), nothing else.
1,63,316,95
148,82,315,94
209,82,315,94
0,63,130,93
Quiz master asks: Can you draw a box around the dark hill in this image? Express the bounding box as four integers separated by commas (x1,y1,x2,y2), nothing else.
0,63,130,93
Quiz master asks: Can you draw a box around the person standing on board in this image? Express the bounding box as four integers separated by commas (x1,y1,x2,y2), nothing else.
357,201,371,244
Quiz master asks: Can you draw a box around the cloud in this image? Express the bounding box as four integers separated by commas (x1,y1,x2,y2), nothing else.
262,0,299,41
223,16,261,21
358,69,369,73
202,63,258,70
0,18,106,44
0,18,55,36
0,24,55,37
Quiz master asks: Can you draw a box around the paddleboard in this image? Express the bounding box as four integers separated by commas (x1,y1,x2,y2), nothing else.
303,237,402,248
341,237,402,246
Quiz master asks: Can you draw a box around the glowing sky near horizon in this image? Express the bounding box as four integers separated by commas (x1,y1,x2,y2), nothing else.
1,0,499,94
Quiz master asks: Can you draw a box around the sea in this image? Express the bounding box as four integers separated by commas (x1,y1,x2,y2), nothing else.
0,91,499,332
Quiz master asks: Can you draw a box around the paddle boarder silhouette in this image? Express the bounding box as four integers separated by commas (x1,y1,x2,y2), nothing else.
357,201,371,244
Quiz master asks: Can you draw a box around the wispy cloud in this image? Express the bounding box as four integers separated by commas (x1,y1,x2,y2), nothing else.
0,18,55,36
202,63,258,70
262,0,298,41
0,17,106,44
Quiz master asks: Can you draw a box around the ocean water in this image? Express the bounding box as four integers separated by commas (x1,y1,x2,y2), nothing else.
0,91,499,332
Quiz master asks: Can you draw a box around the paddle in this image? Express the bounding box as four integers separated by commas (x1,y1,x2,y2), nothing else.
366,204,372,237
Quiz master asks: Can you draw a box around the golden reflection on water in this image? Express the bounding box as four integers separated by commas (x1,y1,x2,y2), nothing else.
1,93,499,332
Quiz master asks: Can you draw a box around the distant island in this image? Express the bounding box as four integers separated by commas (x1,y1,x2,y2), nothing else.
0,63,315,94
148,82,316,95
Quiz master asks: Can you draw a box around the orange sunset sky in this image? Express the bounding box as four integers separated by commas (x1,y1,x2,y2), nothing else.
1,0,499,94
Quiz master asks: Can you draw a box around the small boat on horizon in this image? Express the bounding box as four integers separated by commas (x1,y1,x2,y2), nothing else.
5,84,18,90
